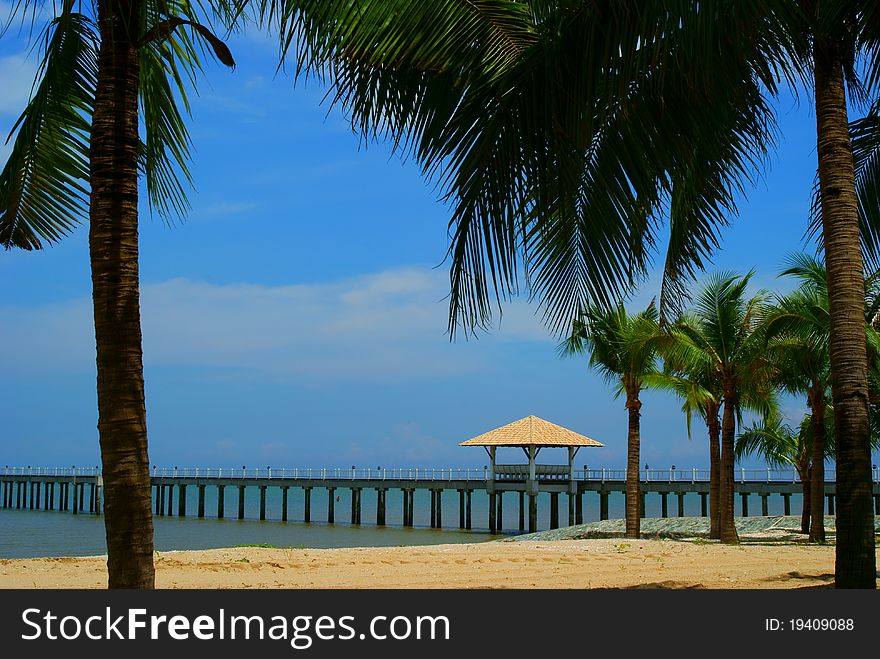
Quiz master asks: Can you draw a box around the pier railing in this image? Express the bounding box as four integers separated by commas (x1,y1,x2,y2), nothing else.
2,465,876,482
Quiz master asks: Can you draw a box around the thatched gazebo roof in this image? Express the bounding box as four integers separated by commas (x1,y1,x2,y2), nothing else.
459,415,604,448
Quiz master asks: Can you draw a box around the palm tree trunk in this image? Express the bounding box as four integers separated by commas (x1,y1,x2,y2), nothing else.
813,40,876,587
801,466,812,535
625,392,641,539
719,389,739,544
809,390,826,543
707,403,721,539
90,0,154,588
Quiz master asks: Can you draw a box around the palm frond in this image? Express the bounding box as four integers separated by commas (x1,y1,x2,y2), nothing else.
0,3,97,249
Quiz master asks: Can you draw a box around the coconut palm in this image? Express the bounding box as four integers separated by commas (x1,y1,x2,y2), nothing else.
661,272,774,544
764,284,831,542
647,357,723,537
653,344,774,539
765,253,880,542
280,0,880,585
0,0,240,587
562,301,661,539
736,414,824,535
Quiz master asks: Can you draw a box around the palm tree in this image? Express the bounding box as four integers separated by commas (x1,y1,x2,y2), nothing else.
653,344,772,540
661,272,774,544
283,0,880,587
736,414,823,535
764,271,831,542
1,0,238,587
647,357,722,537
563,301,660,539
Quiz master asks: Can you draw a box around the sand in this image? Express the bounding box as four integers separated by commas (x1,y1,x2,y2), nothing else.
0,538,862,589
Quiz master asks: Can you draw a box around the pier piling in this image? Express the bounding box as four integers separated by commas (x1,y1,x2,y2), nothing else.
700,492,708,517
741,493,749,517
677,493,685,517
304,487,311,522
259,486,267,521
527,492,536,532
575,492,583,525
827,494,835,515
599,492,608,521
660,492,668,518
761,494,769,517
281,486,289,522
488,491,496,534
237,485,245,520
519,492,525,531
783,493,791,515
178,484,186,517
166,484,173,517
550,492,559,529
376,488,386,526
458,490,465,529
466,490,472,530
198,485,206,518
327,487,335,523
217,485,225,519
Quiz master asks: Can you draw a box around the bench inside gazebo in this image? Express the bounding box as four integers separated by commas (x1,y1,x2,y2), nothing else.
460,415,604,532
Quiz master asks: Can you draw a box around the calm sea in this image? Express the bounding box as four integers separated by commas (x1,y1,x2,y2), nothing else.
0,487,804,559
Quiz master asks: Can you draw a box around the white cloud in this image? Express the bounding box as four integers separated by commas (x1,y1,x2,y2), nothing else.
0,267,556,382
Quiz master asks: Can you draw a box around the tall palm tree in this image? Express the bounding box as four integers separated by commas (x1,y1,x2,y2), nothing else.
661,272,774,544
651,369,723,538
801,3,880,585
563,301,661,539
653,341,773,539
282,0,880,587
764,273,831,542
1,0,238,587
736,414,822,534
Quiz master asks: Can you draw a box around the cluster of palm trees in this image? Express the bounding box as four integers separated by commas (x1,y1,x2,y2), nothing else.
568,255,880,547
2,2,880,588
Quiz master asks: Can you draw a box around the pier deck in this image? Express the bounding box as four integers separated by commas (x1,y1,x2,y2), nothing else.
2,467,878,534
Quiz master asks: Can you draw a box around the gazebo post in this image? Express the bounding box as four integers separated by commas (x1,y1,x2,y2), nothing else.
527,445,537,532
567,446,577,526
488,447,497,534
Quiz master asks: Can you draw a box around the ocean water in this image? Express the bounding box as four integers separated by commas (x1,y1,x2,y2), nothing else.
0,487,805,559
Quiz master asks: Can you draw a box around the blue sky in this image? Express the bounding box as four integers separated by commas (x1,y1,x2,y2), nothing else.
0,21,868,471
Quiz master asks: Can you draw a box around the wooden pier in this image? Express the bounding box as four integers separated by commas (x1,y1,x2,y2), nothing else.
2,465,878,533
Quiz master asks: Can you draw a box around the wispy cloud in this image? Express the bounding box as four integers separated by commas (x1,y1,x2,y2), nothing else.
0,267,555,382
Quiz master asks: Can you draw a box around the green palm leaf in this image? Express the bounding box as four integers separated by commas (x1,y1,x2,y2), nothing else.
0,3,98,249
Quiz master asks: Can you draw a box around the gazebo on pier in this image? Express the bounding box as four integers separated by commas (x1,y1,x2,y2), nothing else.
460,415,604,532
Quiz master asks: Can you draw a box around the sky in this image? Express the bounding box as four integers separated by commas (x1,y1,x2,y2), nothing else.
0,17,871,472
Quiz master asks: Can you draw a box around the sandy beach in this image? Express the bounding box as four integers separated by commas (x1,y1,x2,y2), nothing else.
0,538,860,589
